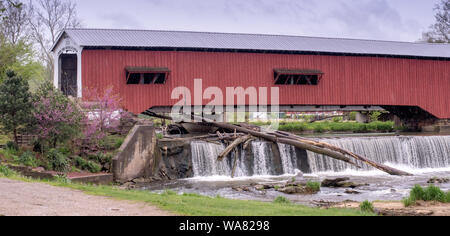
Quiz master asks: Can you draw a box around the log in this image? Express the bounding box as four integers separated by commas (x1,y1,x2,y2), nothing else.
218,135,252,161
204,122,411,175
272,131,412,176
145,112,411,176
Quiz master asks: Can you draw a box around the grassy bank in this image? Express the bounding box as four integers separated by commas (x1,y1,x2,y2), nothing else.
250,121,397,133
0,167,372,216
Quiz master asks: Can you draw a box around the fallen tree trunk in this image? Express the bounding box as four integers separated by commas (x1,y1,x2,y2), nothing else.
272,131,412,176
205,122,360,167
145,112,411,176
218,135,252,161
202,121,411,176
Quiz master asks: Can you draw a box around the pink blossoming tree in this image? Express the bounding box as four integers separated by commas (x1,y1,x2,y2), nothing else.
33,82,83,149
81,87,131,150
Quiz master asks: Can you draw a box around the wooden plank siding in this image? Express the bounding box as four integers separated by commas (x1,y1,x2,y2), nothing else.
81,50,450,118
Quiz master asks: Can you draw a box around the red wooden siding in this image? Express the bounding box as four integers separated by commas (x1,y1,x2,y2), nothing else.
81,50,450,118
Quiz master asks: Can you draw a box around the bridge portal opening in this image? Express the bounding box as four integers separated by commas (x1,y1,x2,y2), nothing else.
59,54,77,97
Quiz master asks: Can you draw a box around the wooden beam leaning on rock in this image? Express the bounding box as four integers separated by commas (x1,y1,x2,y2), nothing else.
218,135,253,161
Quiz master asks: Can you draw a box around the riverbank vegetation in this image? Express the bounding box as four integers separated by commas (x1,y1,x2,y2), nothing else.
249,120,398,133
403,185,450,207
0,166,373,216
0,72,129,174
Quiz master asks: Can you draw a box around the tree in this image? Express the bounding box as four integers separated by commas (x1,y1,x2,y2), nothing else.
0,70,33,145
1,0,22,20
0,0,29,44
81,87,130,150
28,0,81,79
33,81,83,149
0,1,45,87
422,0,450,43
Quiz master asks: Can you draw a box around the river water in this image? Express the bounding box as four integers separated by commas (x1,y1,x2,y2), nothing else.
141,134,450,205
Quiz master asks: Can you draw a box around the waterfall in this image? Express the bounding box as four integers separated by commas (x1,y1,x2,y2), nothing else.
307,136,450,173
191,136,450,177
191,141,290,177
278,143,298,174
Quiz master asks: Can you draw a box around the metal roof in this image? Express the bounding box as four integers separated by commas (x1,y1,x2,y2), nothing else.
53,28,450,59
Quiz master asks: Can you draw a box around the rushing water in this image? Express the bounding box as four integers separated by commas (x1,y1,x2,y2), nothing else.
191,135,450,177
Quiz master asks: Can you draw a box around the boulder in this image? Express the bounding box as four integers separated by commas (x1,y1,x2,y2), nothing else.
321,178,350,187
345,189,361,194
321,177,367,188
427,177,449,184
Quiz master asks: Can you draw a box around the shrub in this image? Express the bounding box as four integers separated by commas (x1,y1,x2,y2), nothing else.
360,200,374,213
0,165,16,177
306,181,321,192
74,156,102,173
409,185,426,201
332,117,343,123
349,112,357,121
273,196,291,204
46,149,69,172
403,185,450,207
33,82,83,149
369,111,382,122
53,175,71,184
19,151,37,167
6,141,18,151
423,185,447,202
402,197,415,207
81,87,128,151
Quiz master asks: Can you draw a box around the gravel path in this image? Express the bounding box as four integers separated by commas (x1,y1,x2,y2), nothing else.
0,178,174,216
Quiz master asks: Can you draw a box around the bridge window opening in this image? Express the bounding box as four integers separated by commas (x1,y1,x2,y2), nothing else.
274,69,323,85
126,67,170,85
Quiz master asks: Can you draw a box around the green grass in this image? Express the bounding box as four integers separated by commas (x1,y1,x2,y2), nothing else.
403,185,450,207
360,200,375,213
273,196,291,204
306,181,321,192
0,166,373,216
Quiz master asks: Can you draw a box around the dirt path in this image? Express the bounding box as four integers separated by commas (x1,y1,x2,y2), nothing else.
334,201,450,216
0,178,174,216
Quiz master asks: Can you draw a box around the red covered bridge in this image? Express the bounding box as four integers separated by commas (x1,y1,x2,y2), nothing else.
51,28,450,125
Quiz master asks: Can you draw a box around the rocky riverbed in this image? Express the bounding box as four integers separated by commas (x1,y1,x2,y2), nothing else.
136,168,450,208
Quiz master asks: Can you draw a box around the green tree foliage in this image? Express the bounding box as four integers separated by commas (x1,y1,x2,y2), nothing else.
0,70,33,145
0,1,45,85
0,37,44,84
422,0,450,43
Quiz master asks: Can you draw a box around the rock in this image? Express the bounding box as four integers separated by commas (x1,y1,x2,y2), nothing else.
120,182,136,190
277,186,299,194
232,186,251,192
321,178,350,187
345,189,361,194
277,185,319,195
254,185,266,191
427,177,450,184
340,182,368,189
321,178,367,188
132,177,149,184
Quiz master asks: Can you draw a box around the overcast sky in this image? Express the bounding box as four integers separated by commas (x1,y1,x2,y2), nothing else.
76,0,440,42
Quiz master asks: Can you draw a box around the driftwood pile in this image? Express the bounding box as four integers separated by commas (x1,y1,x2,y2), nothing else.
149,112,412,177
